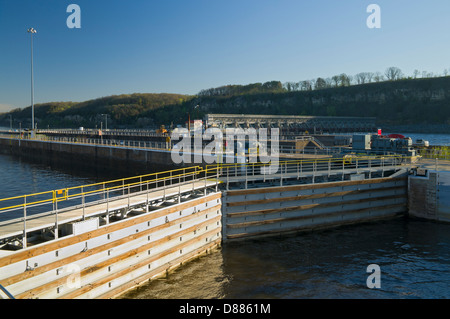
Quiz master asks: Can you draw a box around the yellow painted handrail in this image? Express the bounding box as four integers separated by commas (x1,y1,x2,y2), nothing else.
205,154,403,171
0,166,203,212
0,154,405,213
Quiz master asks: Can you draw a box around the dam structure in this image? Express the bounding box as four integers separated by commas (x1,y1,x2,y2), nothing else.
0,135,448,299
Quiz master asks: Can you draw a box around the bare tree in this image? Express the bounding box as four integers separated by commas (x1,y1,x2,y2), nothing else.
300,80,312,91
339,73,352,86
315,77,327,90
355,72,368,84
331,75,340,87
373,72,384,82
385,67,403,81
283,82,297,92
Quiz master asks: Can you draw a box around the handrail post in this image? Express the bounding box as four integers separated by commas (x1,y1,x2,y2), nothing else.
245,164,248,189
146,181,149,214
312,160,316,184
54,196,59,240
301,159,303,177
23,195,27,249
216,166,219,192
227,166,230,190
179,175,182,203
204,171,207,196
263,163,266,183
191,169,195,192
280,162,283,186
128,184,130,208
82,186,85,220
106,188,110,224
328,159,331,177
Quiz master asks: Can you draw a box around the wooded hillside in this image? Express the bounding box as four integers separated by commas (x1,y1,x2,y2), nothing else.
2,75,450,132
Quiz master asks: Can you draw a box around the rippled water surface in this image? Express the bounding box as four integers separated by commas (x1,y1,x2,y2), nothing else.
0,135,449,299
123,218,450,299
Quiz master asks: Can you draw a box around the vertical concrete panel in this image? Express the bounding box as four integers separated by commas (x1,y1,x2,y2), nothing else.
408,171,438,220
437,171,450,222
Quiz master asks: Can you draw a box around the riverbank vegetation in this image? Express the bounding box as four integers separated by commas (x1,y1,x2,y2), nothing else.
1,67,450,132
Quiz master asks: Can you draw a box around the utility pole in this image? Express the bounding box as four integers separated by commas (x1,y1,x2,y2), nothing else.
27,27,37,136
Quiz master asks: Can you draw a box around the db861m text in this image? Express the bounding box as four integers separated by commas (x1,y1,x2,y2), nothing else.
223,303,270,314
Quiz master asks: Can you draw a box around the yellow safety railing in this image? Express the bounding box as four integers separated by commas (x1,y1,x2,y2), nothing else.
205,154,404,172
0,166,203,213
65,166,202,198
0,155,406,214
0,190,56,211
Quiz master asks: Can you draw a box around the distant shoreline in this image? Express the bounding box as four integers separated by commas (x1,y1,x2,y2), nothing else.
380,124,450,134
1,123,449,135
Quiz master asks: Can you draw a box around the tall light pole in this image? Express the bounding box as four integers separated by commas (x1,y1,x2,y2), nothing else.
27,27,37,134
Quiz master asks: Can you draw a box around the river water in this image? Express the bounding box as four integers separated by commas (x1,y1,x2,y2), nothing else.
0,132,449,299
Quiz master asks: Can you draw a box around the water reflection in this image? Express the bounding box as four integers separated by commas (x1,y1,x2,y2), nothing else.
122,218,450,299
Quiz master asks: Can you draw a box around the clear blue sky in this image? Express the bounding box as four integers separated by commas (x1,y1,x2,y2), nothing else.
1,0,450,111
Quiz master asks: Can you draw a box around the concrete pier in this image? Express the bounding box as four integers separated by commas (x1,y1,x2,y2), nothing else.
409,169,450,222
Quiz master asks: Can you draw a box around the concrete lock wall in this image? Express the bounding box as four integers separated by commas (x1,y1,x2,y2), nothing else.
0,193,222,299
409,170,450,222
221,177,408,241
0,138,179,175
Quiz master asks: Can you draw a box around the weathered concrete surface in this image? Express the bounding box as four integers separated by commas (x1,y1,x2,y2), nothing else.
409,169,450,222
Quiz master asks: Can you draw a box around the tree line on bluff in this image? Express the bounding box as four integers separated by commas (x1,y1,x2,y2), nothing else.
1,67,450,130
